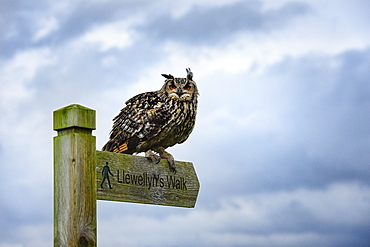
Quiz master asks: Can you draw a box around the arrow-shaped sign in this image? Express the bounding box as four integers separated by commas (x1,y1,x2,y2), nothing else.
96,151,200,208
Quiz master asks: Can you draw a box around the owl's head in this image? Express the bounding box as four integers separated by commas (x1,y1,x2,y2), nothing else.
160,68,198,102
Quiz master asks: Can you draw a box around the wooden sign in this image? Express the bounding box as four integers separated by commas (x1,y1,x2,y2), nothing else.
96,151,200,208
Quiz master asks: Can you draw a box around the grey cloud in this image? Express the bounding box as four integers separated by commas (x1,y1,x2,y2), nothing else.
0,0,154,58
0,0,39,57
189,47,370,202
96,182,370,246
1,0,311,58
140,1,311,45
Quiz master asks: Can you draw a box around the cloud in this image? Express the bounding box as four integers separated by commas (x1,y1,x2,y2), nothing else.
188,47,370,201
0,48,56,116
140,1,311,45
31,16,59,42
97,181,370,246
76,19,139,51
0,0,153,58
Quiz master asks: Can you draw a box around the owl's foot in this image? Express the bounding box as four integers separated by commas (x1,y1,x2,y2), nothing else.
158,147,176,174
145,150,161,164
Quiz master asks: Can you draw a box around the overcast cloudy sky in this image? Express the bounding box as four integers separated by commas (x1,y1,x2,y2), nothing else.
1,0,370,246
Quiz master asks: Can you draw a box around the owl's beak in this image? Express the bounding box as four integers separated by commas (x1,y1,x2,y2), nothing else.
176,88,183,97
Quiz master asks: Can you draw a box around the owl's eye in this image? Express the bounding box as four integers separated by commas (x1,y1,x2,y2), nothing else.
169,84,176,90
184,84,191,90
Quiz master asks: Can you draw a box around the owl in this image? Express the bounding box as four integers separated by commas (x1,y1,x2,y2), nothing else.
102,68,198,173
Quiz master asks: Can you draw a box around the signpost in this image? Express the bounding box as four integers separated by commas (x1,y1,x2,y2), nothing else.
96,151,199,208
53,104,200,246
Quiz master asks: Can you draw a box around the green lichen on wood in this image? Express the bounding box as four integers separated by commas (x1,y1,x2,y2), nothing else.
53,104,97,247
96,151,200,208
53,104,96,131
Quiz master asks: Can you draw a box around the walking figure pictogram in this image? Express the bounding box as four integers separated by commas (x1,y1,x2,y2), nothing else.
100,162,113,189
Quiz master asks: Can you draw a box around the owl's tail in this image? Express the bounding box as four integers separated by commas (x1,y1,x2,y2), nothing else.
102,140,129,153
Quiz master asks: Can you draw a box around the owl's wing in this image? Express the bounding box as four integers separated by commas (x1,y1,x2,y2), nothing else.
102,91,172,153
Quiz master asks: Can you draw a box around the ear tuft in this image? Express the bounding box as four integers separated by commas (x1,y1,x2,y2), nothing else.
186,68,193,80
161,74,174,80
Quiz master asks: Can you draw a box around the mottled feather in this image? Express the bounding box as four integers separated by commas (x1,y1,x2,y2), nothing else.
102,68,198,172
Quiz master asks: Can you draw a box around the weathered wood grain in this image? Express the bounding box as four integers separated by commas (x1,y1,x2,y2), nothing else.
53,104,97,247
96,151,200,208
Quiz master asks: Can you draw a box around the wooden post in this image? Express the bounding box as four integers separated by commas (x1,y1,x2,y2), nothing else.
53,104,97,247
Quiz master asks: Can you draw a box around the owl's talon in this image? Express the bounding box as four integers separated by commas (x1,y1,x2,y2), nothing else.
145,150,161,164
157,147,176,173
164,157,176,174
168,160,177,174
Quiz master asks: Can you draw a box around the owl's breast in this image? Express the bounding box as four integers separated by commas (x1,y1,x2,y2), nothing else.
168,101,197,142
136,100,197,152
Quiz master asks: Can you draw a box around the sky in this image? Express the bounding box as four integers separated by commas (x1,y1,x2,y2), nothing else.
1,0,370,246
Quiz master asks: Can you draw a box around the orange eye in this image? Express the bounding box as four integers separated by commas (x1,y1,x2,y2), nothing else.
184,85,191,90
169,85,176,90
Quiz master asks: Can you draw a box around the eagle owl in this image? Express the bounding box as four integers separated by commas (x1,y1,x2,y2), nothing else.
102,68,198,173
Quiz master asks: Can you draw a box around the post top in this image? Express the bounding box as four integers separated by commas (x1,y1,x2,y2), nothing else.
53,104,96,131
